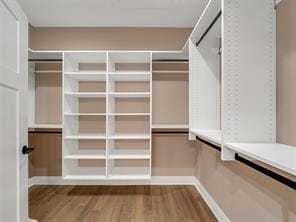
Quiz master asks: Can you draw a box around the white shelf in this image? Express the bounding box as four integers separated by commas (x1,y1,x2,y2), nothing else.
108,167,150,180
64,113,106,116
109,150,150,159
109,113,150,116
109,71,151,75
108,73,150,81
152,124,188,129
64,133,106,140
64,72,106,81
64,150,106,159
190,129,222,146
152,71,188,74
108,133,151,139
28,124,63,129
225,143,296,176
64,175,106,180
108,92,150,98
64,92,106,98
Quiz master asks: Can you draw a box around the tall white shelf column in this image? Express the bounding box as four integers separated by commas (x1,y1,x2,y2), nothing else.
62,51,152,180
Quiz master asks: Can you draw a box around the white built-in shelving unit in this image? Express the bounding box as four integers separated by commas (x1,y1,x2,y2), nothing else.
189,0,296,176
63,51,152,180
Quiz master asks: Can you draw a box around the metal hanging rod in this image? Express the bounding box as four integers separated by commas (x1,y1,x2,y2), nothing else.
29,59,63,62
196,11,222,47
196,136,296,190
29,131,62,134
152,131,188,134
152,59,189,63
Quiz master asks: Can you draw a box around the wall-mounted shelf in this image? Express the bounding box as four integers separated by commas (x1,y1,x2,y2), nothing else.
190,129,222,146
28,124,63,129
225,143,296,176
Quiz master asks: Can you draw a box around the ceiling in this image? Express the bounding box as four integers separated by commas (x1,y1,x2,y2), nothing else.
17,0,209,27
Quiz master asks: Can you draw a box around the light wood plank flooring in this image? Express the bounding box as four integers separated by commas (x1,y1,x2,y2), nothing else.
29,185,217,222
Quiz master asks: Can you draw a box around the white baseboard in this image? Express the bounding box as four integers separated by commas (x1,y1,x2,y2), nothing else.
193,178,230,222
28,176,229,222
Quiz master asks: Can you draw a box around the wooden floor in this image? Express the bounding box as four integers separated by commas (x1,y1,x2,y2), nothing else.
29,185,217,222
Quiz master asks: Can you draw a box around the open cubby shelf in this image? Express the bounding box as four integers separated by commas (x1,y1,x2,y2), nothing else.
63,51,152,180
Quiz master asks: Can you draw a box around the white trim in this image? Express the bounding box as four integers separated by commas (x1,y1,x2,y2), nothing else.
28,176,196,187
28,176,229,222
193,178,230,222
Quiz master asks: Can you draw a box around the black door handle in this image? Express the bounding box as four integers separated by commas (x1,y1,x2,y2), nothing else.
22,145,35,155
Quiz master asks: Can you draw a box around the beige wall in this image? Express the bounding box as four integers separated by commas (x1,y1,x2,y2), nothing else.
195,142,296,222
29,26,192,51
276,0,296,146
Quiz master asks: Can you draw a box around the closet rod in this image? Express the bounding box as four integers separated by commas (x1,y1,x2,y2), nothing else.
152,59,189,62
28,59,63,62
29,131,62,134
195,10,222,47
196,136,296,190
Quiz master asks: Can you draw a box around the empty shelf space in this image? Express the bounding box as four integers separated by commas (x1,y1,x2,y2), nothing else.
64,72,106,81
191,129,222,146
64,150,106,160
109,92,150,98
64,133,106,140
64,175,106,180
108,167,150,180
108,133,151,139
109,150,150,159
109,113,150,116
35,70,62,74
152,124,189,129
225,143,296,176
64,113,106,116
108,71,151,75
64,92,106,98
64,167,106,180
108,73,150,82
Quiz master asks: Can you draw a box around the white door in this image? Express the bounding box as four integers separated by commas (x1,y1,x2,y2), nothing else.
0,0,28,221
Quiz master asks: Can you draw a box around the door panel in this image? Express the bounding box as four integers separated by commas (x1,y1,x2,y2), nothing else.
0,86,18,222
0,0,28,221
0,1,19,73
